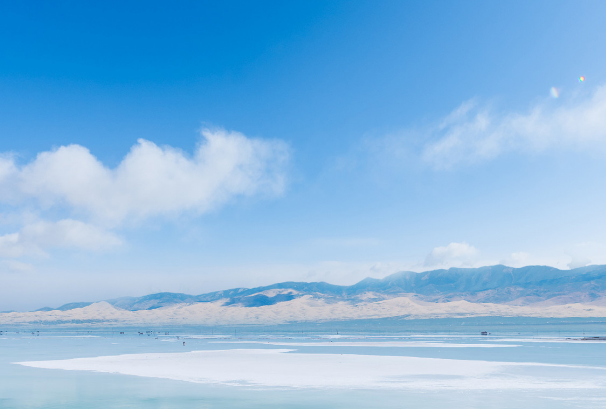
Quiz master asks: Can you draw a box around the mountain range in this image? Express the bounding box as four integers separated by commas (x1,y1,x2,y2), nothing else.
36,264,606,312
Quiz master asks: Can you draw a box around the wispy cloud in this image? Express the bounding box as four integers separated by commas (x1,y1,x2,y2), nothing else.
0,219,122,258
0,128,289,225
422,85,606,168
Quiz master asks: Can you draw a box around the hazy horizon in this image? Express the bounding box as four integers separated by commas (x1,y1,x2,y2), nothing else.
8,263,606,313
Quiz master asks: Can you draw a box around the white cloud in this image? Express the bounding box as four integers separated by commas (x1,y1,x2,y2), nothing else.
422,85,606,168
567,256,592,270
1,260,34,273
0,219,122,258
498,248,605,270
0,154,16,179
0,128,289,225
566,241,606,269
498,252,563,269
504,252,533,267
424,242,479,268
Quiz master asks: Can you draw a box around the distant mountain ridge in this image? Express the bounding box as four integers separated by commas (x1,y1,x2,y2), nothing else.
37,264,606,312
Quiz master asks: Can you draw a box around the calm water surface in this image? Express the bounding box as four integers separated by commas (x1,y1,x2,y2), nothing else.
1,318,606,409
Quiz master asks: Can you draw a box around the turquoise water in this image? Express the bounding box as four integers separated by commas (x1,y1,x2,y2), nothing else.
2,318,606,408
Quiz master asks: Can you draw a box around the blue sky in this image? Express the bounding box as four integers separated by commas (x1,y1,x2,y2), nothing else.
2,0,606,310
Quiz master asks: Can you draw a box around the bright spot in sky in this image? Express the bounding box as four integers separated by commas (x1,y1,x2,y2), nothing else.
579,76,585,82
549,87,559,98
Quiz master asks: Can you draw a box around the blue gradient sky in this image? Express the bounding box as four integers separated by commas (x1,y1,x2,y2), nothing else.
2,0,606,310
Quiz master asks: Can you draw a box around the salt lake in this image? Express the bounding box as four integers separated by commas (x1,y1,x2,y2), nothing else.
2,317,606,408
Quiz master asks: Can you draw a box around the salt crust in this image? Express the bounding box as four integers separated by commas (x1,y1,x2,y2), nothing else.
213,341,519,348
17,349,606,390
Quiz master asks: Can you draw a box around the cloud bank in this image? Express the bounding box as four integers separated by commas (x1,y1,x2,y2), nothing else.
421,85,606,168
0,128,289,225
